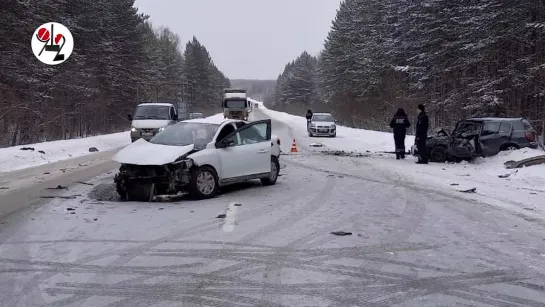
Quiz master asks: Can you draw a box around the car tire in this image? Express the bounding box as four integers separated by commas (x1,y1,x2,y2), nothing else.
430,146,447,163
261,156,280,186
189,166,219,200
331,133,336,138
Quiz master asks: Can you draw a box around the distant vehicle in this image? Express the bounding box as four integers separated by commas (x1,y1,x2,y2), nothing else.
412,117,539,162
128,102,178,142
223,88,251,120
308,112,337,137
113,117,282,201
189,112,204,119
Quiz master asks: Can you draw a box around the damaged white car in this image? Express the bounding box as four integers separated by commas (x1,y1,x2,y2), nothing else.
113,118,281,201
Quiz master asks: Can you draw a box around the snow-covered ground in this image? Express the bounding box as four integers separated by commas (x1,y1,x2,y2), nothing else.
0,132,130,173
251,99,545,215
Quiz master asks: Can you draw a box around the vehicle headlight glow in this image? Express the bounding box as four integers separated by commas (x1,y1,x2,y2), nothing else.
131,127,137,132
159,127,165,132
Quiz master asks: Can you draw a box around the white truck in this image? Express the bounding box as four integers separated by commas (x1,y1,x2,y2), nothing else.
222,89,251,120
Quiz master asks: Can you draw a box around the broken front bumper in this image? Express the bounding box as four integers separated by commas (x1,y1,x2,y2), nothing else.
115,159,194,200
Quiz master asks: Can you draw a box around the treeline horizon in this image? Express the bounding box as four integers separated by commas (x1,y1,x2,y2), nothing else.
0,0,229,147
266,0,545,136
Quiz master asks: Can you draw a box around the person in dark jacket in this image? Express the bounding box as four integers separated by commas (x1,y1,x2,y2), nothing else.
305,109,313,129
415,104,429,164
389,108,411,160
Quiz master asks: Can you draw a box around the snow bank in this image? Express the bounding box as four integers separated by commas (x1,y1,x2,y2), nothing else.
0,113,226,173
249,98,414,152
0,132,130,173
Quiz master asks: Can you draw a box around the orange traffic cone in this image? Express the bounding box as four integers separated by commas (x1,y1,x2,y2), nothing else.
290,139,299,153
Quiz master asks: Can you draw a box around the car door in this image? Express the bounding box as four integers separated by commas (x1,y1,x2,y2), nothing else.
217,120,272,179
479,121,508,156
448,121,481,158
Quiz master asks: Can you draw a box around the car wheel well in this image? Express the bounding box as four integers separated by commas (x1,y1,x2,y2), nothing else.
500,143,519,151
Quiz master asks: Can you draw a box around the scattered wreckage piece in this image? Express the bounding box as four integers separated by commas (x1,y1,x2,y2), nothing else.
309,143,324,147
458,187,477,193
504,155,545,169
330,231,352,236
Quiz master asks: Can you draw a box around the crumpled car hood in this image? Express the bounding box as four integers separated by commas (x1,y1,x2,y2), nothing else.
113,138,194,166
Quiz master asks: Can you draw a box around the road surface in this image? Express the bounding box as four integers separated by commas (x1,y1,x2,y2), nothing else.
0,109,544,307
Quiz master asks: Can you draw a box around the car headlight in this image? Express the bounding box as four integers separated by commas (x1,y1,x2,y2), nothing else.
131,127,137,132
330,125,336,128
159,127,166,132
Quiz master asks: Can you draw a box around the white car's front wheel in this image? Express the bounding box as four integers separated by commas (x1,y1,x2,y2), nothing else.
190,166,219,199
261,156,280,186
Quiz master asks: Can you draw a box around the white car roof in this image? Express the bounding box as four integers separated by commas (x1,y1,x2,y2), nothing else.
138,103,174,107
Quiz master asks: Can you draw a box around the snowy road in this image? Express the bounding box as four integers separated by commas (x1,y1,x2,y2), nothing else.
0,110,545,306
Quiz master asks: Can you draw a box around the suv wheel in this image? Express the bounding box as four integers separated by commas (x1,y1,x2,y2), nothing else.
190,166,219,199
430,146,447,163
261,156,280,186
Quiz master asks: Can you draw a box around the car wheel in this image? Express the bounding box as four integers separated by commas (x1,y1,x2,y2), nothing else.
308,132,313,137
261,156,280,186
430,146,447,163
331,133,336,138
190,166,219,199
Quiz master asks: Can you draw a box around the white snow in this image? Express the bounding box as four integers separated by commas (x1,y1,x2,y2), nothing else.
250,98,545,214
0,132,130,173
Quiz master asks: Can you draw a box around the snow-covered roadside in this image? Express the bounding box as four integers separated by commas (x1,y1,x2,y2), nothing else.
251,99,545,214
0,132,130,173
0,113,226,174
250,98,415,152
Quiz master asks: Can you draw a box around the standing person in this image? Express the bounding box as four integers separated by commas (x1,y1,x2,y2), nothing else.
305,109,313,129
389,108,411,160
415,104,429,164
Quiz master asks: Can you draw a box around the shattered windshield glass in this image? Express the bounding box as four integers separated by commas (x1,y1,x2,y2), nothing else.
150,123,219,147
134,105,171,120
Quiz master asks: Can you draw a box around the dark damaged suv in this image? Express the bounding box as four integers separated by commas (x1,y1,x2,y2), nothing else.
414,118,539,163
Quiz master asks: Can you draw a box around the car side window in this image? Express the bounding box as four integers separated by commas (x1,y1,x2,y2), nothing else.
481,122,500,136
216,124,236,141
239,124,267,145
499,122,511,133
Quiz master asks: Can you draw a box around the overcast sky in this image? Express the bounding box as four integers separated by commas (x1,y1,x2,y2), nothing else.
133,0,342,80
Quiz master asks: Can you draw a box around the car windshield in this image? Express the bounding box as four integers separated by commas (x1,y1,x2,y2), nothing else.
225,99,247,108
312,114,334,122
134,105,171,120
453,121,482,136
149,122,219,147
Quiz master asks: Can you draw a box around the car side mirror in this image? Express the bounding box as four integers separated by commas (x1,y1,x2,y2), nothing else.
127,114,133,121
216,139,234,148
